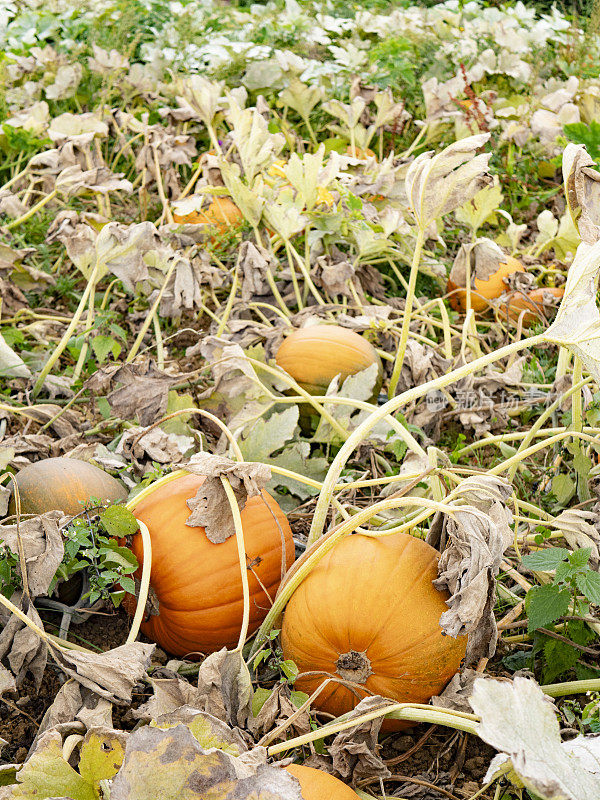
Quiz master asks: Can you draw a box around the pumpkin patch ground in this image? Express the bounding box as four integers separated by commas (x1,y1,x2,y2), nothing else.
2,1,600,799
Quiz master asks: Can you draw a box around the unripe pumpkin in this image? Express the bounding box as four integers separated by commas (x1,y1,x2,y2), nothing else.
125,472,294,657
172,196,243,233
281,531,466,726
275,325,382,397
8,457,128,516
285,764,359,799
447,256,525,313
497,286,564,327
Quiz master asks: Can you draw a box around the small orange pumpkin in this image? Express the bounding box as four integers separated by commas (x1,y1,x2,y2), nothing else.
447,256,525,313
285,764,359,799
345,145,376,159
9,457,128,516
125,472,294,657
497,286,564,327
275,325,382,396
281,531,467,726
173,196,243,233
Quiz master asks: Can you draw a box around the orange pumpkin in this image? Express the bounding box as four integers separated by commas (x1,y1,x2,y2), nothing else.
447,256,525,313
173,196,243,232
275,325,382,396
345,145,376,159
9,457,128,516
285,764,359,799
497,286,564,326
280,532,467,726
126,472,294,657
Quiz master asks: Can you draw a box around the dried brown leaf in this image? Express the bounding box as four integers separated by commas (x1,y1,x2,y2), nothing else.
184,452,271,543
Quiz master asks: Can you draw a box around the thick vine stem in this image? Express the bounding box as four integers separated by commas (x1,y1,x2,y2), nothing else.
307,332,546,545
125,520,152,645
33,260,102,397
126,257,178,363
387,226,426,398
221,477,251,652
266,703,479,755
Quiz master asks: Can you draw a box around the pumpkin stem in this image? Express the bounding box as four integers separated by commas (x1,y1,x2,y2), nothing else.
335,650,372,684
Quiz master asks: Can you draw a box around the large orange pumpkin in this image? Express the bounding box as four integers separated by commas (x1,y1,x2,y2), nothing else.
497,286,564,327
8,457,128,516
447,256,525,313
285,764,359,799
280,532,467,725
172,196,243,233
275,325,382,396
126,472,294,656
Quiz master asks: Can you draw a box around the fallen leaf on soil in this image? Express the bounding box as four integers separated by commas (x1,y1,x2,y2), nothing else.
50,641,154,705
0,593,47,689
0,512,66,597
326,696,392,785
110,724,303,800
184,452,271,543
194,648,253,729
85,360,182,426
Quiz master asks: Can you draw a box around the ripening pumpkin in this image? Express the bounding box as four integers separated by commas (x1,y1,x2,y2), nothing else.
345,145,376,159
275,325,382,397
8,457,128,517
172,196,243,233
285,764,359,799
447,256,525,313
280,531,467,727
125,472,294,657
497,286,564,327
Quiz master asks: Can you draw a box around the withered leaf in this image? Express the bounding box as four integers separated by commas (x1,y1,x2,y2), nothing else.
0,592,47,689
110,724,303,800
426,475,514,664
50,641,154,705
85,361,182,426
326,696,392,785
184,452,271,543
0,511,66,597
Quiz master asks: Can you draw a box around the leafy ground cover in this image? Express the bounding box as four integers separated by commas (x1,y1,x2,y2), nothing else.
2,0,600,798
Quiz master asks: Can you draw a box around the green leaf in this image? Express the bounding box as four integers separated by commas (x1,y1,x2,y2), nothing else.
280,659,299,682
521,548,569,572
542,636,580,683
568,547,592,569
550,474,576,507
525,584,571,632
78,730,126,784
9,732,96,800
99,505,138,538
268,441,329,502
92,334,121,364
252,687,272,717
576,570,600,605
238,406,299,463
564,120,600,164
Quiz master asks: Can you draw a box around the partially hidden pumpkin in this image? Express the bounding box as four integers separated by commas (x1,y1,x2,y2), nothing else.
172,196,243,233
285,764,359,799
280,531,467,726
275,325,382,397
447,255,525,313
497,286,564,327
8,457,128,517
125,472,294,657
345,145,376,159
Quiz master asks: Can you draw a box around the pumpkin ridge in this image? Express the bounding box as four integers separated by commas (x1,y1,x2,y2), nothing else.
359,540,439,653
